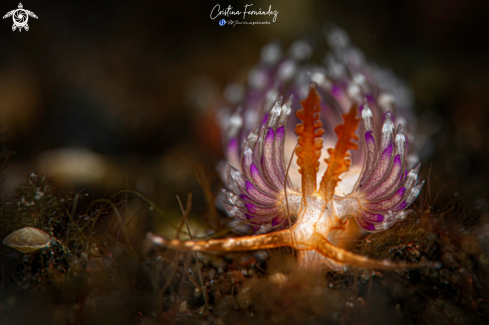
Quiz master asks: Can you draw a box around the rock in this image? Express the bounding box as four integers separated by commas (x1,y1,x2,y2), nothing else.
214,295,238,317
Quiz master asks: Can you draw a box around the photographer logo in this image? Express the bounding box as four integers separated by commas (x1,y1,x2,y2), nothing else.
3,3,38,32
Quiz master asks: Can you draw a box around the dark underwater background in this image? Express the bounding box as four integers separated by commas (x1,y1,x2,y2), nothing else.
1,1,489,324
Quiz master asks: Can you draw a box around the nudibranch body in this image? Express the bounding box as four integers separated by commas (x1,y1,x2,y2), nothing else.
149,26,433,270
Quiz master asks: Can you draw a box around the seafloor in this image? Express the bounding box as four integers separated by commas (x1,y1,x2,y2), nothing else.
1,168,488,325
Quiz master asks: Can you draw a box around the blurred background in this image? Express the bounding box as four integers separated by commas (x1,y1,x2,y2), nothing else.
1,0,489,224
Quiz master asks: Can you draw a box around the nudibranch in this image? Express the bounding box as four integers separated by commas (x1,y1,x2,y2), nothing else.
148,26,436,270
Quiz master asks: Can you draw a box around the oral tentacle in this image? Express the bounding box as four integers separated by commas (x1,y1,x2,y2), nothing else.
311,233,439,271
147,229,293,252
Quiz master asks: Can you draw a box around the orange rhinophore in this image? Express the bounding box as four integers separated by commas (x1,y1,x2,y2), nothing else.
294,84,324,202
318,105,360,201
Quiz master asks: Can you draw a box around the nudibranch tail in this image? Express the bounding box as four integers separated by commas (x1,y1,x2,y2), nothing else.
294,83,324,202
311,233,440,271
318,104,360,201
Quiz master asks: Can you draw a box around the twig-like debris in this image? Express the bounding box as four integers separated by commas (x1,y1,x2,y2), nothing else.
176,194,210,314
195,165,220,231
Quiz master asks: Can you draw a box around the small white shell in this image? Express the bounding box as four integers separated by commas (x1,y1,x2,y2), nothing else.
3,227,51,253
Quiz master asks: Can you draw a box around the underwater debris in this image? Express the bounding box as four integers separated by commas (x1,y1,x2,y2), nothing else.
2,227,51,253
0,172,121,288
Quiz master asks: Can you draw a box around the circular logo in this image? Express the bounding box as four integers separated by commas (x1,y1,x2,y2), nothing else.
219,19,226,26
13,9,28,27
